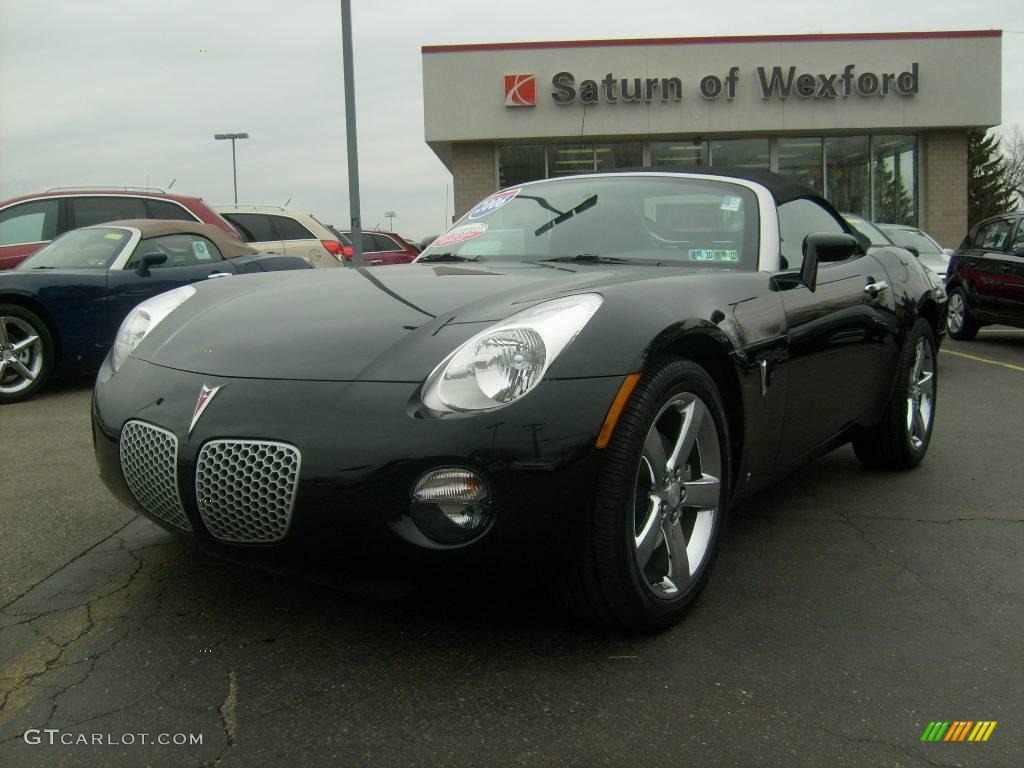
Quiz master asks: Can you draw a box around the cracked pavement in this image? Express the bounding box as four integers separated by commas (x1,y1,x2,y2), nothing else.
0,333,1021,767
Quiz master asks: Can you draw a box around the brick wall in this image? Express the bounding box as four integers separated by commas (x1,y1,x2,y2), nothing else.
920,131,968,248
452,143,497,219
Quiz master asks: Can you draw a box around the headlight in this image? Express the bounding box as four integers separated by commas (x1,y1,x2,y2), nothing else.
110,285,196,373
421,293,603,414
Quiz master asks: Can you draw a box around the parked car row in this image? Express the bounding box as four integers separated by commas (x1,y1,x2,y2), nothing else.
0,219,311,403
0,187,421,271
840,209,1024,340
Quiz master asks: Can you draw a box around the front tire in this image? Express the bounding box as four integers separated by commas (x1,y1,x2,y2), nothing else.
0,304,54,404
853,317,936,470
945,287,979,341
560,358,731,631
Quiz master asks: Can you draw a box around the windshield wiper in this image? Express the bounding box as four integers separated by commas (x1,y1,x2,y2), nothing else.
31,266,56,270
417,253,480,263
533,194,599,237
538,253,629,265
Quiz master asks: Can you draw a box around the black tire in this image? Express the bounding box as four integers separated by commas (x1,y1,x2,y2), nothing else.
945,287,979,341
0,303,54,405
853,317,937,470
558,357,731,631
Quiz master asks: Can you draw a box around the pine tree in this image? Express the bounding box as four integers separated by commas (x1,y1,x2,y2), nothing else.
968,129,1017,227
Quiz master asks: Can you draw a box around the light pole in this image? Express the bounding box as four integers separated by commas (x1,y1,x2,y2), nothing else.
214,132,249,204
384,210,396,230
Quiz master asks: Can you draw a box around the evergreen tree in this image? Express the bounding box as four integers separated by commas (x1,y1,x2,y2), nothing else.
968,129,1017,227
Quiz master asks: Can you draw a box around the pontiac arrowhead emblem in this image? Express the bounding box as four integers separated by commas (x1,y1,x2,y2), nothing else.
189,384,224,436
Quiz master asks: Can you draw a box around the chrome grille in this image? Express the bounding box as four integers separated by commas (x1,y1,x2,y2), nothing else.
195,440,301,543
119,421,192,531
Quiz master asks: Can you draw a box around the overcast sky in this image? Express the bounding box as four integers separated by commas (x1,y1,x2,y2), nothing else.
1,0,1021,241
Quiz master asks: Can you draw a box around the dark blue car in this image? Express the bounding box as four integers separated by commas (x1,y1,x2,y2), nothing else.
0,219,311,403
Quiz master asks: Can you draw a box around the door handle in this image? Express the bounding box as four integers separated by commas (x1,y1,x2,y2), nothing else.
207,272,232,279
864,280,889,296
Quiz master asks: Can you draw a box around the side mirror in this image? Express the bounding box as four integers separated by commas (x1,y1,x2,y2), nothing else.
136,252,167,277
1014,246,1024,258
800,232,860,292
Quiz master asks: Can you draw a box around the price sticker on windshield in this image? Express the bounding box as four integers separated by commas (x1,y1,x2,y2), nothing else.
468,188,521,220
434,223,488,248
688,249,739,262
104,232,125,240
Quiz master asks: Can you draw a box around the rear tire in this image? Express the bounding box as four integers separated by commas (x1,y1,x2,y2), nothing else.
558,357,731,631
945,287,979,341
853,317,936,470
0,304,54,404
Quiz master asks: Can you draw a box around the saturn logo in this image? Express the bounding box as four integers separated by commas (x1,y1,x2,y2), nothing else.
504,74,536,107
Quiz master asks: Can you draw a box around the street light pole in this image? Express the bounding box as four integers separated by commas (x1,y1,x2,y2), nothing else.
339,0,363,267
214,132,250,204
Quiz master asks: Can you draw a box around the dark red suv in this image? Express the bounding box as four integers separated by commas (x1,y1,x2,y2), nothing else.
945,212,1024,339
0,188,241,270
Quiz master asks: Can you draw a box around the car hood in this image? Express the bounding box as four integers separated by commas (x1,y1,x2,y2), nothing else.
135,261,700,381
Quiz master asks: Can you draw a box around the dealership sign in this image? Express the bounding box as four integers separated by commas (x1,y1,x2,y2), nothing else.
506,64,920,106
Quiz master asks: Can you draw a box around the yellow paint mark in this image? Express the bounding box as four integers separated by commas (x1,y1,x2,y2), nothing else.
941,348,1024,373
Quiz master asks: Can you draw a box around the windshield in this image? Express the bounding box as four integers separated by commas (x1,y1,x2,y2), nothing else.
418,176,760,270
18,227,130,270
842,215,891,246
882,228,942,254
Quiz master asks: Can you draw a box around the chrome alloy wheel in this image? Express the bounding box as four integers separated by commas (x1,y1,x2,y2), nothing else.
633,393,722,598
946,291,966,335
906,337,935,451
0,315,44,396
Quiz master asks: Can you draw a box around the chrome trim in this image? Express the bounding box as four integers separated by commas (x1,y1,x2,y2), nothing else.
864,280,890,296
105,227,144,271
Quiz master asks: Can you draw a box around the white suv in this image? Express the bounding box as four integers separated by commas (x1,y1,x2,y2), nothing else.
213,205,347,268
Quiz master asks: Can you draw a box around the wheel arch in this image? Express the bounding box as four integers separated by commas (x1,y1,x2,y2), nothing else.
916,295,944,340
0,293,62,368
643,327,745,488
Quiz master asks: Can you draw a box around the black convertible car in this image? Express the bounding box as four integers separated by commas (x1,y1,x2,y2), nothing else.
93,171,945,630
0,219,310,403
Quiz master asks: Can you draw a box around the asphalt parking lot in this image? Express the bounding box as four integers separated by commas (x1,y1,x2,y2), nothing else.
1,331,1022,768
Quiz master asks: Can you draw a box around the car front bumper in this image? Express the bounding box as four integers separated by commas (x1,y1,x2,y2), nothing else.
92,356,625,576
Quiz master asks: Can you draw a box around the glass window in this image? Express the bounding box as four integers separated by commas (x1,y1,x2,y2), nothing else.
824,136,870,218
0,199,59,245
709,138,770,170
69,196,148,228
595,142,642,171
872,135,917,225
650,141,707,169
18,227,129,270
547,144,595,177
145,199,197,222
498,146,545,188
778,138,823,194
880,227,943,254
777,198,846,270
127,234,223,269
974,219,1013,251
421,176,760,270
1011,221,1024,253
371,233,402,252
223,213,277,243
844,214,891,247
270,215,314,241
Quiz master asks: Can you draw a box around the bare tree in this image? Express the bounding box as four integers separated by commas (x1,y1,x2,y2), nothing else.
1000,124,1024,207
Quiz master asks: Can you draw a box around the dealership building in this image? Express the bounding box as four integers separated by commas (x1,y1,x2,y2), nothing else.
422,30,1001,247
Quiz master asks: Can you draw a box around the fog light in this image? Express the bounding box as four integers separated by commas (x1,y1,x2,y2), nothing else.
410,468,492,544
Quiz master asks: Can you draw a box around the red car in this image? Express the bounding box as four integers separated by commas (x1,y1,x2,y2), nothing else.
945,212,1024,339
0,187,241,270
329,227,419,265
